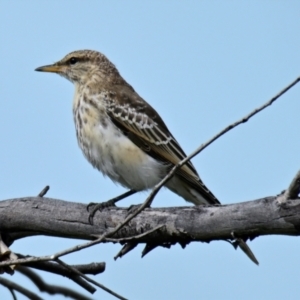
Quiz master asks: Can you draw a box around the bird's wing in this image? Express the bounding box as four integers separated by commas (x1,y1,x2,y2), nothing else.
104,87,219,205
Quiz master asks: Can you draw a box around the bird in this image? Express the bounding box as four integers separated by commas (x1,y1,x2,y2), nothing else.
35,50,258,265
35,50,219,218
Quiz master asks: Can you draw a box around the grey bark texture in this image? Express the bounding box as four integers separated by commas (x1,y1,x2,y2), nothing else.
0,196,300,247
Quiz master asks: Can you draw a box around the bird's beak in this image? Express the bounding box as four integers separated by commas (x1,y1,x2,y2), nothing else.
35,64,62,73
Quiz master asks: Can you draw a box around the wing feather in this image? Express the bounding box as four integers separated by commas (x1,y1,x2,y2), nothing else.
104,88,219,204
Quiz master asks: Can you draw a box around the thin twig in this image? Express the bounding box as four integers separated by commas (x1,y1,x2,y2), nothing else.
103,225,164,243
18,258,96,293
0,256,119,298
7,287,17,300
37,185,50,197
0,276,43,300
277,170,300,203
284,170,300,200
18,266,93,300
55,259,127,300
17,254,105,276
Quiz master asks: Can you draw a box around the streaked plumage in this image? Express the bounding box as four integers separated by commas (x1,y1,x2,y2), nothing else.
35,50,220,206
35,50,260,266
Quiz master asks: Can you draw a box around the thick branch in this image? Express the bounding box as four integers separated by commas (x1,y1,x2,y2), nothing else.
0,196,300,245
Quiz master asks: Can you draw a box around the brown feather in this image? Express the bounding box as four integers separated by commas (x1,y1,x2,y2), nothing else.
105,86,220,205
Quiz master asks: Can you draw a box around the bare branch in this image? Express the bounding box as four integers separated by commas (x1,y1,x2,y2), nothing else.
17,266,93,300
5,250,124,298
0,194,300,265
37,186,50,198
279,171,300,202
8,287,17,300
17,253,122,298
55,258,128,300
17,255,105,276
16,256,99,293
0,276,43,300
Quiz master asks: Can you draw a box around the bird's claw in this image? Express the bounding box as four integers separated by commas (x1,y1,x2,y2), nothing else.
87,200,116,225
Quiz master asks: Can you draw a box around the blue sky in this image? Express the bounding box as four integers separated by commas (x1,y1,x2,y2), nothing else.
1,1,300,299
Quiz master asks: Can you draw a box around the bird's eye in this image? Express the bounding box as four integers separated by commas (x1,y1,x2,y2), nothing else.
69,57,77,65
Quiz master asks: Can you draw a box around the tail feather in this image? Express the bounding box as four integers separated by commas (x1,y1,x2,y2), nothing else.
166,175,219,205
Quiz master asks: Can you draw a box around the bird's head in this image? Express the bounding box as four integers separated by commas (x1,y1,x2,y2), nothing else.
35,50,120,85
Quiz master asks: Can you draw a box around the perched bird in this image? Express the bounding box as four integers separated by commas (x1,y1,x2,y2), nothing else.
35,50,259,265
35,50,219,218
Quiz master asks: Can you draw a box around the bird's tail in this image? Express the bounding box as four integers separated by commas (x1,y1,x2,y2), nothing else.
166,174,219,206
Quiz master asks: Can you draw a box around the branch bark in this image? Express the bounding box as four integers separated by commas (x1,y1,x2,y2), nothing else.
0,195,300,247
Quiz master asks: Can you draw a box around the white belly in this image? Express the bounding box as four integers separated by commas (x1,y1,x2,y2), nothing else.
74,104,166,190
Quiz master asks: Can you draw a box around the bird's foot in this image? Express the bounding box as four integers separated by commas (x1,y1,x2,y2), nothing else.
87,200,116,225
87,190,137,225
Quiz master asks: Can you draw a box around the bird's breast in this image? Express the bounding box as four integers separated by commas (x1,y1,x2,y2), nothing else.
72,90,166,191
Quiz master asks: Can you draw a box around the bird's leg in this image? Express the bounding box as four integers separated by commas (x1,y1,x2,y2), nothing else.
87,189,137,224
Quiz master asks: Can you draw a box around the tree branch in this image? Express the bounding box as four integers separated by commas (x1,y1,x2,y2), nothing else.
17,266,93,300
0,194,299,252
0,276,43,300
18,256,105,276
16,257,105,294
